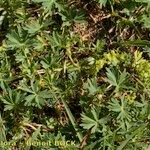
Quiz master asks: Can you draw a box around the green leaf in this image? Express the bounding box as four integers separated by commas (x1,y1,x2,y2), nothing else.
23,20,43,34
123,40,150,47
97,0,108,6
135,0,150,3
142,15,150,28
0,90,24,111
38,90,51,98
6,29,31,49
25,94,35,104
0,115,6,141
83,78,99,95
33,0,63,13
108,97,131,121
104,67,130,93
80,107,105,133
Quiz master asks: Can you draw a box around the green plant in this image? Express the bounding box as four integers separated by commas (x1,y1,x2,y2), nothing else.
0,0,149,149
104,67,132,93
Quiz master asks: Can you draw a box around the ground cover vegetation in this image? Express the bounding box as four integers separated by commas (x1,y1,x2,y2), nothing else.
0,0,150,149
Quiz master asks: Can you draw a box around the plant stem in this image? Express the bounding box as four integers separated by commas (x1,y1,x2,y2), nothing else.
61,98,83,142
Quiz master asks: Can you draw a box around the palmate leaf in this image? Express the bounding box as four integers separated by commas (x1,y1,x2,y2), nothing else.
104,67,131,93
80,108,108,133
108,97,131,121
18,83,34,93
60,7,85,26
81,108,100,133
23,20,43,34
33,0,64,13
6,31,23,48
0,89,24,111
135,94,150,118
47,31,67,50
117,123,147,150
83,78,99,95
19,81,51,108
6,29,31,49
105,68,118,86
142,15,150,28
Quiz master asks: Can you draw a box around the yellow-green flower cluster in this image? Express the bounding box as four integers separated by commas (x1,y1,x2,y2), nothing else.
96,50,131,73
132,51,150,87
